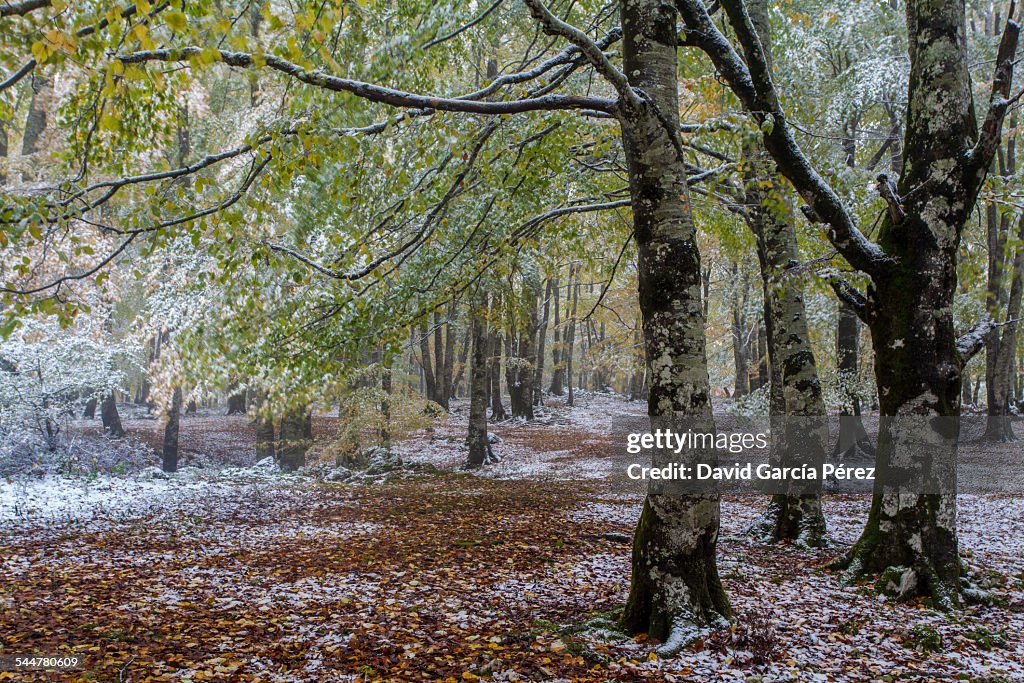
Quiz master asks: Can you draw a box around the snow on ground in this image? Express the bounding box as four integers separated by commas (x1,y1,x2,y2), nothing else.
3,392,1024,682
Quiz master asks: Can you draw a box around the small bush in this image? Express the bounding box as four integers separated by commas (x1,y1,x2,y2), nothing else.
966,626,1008,651
904,624,944,652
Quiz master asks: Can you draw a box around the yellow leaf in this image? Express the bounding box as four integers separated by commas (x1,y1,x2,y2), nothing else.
31,40,49,63
166,11,187,32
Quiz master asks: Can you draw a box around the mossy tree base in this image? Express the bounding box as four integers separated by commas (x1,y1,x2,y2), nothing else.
619,496,731,654
748,494,827,548
836,492,960,609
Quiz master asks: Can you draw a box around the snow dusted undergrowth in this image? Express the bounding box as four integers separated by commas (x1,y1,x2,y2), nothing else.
1,393,1022,682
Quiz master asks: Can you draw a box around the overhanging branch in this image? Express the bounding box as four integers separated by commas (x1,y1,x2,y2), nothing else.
117,47,617,115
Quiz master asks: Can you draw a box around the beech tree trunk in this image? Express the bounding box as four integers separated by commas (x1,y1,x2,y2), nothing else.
467,292,490,467
226,384,247,415
549,277,565,395
278,407,311,472
420,322,437,404
617,0,730,649
833,116,874,459
20,75,51,181
0,117,7,185
730,261,751,399
101,392,125,438
162,387,183,472
840,0,1020,606
983,112,1021,442
743,0,826,546
565,266,578,407
488,305,507,420
535,278,551,406
984,215,1023,441
254,391,275,461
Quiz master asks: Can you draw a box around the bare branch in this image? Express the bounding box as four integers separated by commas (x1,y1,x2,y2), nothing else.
957,317,997,364
1,0,49,17
421,0,503,50
457,28,621,102
582,230,634,322
265,123,499,282
970,16,1021,172
2,155,272,295
825,273,867,322
117,47,617,115
520,0,637,107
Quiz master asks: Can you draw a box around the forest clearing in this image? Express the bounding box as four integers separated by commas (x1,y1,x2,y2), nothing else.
5,0,1024,680
2,395,1023,682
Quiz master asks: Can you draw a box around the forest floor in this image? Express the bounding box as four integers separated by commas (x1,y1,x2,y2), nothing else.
1,394,1023,682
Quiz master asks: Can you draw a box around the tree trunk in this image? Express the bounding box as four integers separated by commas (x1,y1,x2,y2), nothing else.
466,292,491,467
549,276,565,395
0,117,7,185
442,303,456,408
380,363,393,448
617,0,730,649
535,278,552,405
162,387,183,472
226,384,247,415
840,0,1018,606
488,298,507,420
730,262,751,399
565,266,578,407
985,215,1023,441
20,75,51,181
278,407,311,472
101,392,125,438
254,391,275,461
754,320,769,391
420,323,437,405
983,112,1021,441
740,0,827,545
834,301,874,457
452,326,471,399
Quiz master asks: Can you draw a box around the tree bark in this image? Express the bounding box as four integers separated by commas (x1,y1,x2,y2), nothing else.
162,387,183,472
535,278,552,405
730,261,751,399
254,391,275,461
740,0,827,545
985,215,1024,440
837,0,1019,606
441,302,456,408
20,74,51,181
380,363,393,448
101,392,125,438
834,301,874,457
549,276,565,395
565,266,578,407
983,113,1020,441
488,293,507,420
278,407,311,472
617,0,730,649
226,384,247,415
467,292,491,467
420,323,437,405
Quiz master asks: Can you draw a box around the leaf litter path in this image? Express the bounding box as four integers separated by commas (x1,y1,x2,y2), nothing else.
1,397,1022,682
